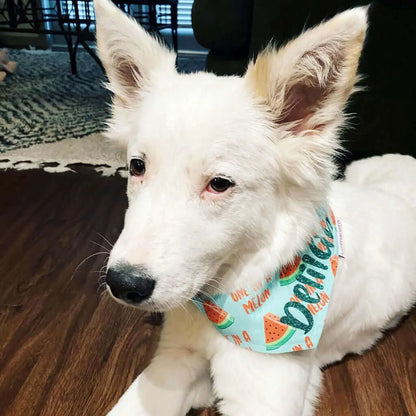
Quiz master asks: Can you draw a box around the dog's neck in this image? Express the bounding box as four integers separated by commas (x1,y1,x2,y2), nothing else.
215,201,324,294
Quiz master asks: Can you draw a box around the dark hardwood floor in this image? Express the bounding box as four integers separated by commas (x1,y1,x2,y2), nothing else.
0,168,415,416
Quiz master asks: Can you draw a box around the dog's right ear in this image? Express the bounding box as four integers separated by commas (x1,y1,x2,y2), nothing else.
94,0,175,106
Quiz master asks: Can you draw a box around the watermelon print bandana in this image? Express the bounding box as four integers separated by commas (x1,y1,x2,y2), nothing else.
193,206,340,354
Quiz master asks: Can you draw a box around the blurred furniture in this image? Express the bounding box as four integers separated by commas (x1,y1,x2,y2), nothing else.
192,0,416,160
0,0,178,74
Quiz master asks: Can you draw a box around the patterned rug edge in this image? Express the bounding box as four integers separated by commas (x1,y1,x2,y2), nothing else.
0,133,127,177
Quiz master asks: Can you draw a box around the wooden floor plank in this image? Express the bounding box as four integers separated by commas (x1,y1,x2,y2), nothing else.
0,168,415,416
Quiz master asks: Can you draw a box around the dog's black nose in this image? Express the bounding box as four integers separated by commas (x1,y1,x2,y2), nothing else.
106,263,155,305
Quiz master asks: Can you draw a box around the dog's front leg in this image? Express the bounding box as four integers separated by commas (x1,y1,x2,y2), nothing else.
107,352,210,416
211,344,321,416
107,307,214,416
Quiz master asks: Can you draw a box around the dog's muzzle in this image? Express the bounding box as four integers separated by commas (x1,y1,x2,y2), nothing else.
106,263,156,305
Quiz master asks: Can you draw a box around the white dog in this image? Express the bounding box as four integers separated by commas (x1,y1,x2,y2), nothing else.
94,0,416,414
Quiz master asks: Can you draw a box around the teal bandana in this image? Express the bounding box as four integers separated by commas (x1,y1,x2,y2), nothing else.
193,206,340,354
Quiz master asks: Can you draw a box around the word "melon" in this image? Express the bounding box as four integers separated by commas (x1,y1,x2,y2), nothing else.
264,312,296,350
203,300,235,329
279,255,302,286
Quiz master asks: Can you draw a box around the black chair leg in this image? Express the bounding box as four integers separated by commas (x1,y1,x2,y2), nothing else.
63,33,78,75
171,3,178,54
80,38,104,72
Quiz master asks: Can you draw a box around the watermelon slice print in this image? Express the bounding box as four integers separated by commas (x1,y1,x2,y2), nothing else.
329,208,336,225
264,313,296,351
330,255,339,276
203,300,235,329
279,255,302,286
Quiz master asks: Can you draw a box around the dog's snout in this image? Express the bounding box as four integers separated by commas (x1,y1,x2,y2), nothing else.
106,263,155,305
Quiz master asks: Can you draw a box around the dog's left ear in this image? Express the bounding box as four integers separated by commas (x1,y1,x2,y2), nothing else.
245,7,368,136
94,0,175,106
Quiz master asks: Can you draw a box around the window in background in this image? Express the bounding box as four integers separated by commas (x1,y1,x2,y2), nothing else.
46,0,205,54
157,0,206,54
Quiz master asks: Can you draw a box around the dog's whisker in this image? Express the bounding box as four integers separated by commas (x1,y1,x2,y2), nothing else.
202,281,223,293
102,257,110,269
97,263,108,274
205,276,228,292
96,231,114,249
92,269,107,275
199,280,229,298
71,251,109,280
92,264,108,274
92,259,110,285
97,281,108,295
90,240,111,253
98,275,107,285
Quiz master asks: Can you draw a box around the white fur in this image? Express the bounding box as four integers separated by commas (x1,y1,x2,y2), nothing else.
93,1,416,414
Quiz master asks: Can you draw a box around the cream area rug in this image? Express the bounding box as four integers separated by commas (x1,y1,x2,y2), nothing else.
0,133,127,177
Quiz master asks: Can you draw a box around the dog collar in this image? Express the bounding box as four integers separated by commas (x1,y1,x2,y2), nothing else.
193,206,340,354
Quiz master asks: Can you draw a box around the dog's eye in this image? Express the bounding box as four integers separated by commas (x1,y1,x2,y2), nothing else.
130,158,146,176
207,177,235,193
